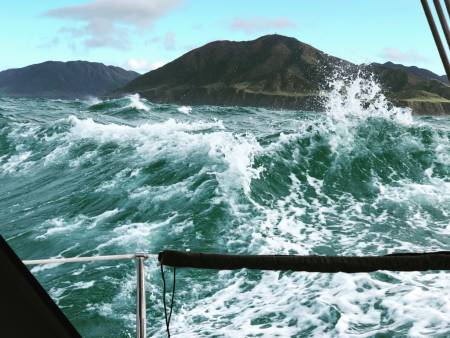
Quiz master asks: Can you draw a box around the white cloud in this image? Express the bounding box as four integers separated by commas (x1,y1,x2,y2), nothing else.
379,47,429,63
45,0,182,49
126,58,150,73
150,60,166,70
125,58,166,73
229,17,297,34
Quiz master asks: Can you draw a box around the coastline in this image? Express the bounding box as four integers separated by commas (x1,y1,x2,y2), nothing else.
128,87,450,115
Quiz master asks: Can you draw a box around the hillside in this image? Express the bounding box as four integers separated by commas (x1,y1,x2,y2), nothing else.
0,61,139,99
121,34,353,111
119,35,450,115
378,61,448,83
369,62,450,114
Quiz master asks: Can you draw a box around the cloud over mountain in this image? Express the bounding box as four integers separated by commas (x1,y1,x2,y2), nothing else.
45,0,182,49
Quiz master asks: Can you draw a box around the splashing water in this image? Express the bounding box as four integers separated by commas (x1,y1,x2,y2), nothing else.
177,105,192,115
126,93,150,111
323,73,413,153
0,75,450,337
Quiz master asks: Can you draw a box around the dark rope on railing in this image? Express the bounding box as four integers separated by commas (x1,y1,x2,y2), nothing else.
160,265,176,337
158,250,450,336
158,250,450,272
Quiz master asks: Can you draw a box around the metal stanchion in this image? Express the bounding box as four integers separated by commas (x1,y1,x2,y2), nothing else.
135,254,148,338
24,253,155,338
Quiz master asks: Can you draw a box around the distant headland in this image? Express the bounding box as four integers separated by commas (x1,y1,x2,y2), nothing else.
0,61,138,99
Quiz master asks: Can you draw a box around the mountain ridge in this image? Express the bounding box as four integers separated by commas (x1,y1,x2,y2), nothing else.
1,35,448,114
379,61,448,83
120,34,450,115
0,61,139,99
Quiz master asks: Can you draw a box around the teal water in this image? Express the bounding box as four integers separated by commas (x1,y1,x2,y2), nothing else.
1,78,450,337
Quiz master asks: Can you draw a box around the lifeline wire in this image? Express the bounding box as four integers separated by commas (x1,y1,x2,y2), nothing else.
161,265,176,337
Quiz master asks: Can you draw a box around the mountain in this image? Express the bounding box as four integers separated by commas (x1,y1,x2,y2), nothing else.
369,62,450,114
378,61,448,83
0,61,139,99
121,34,353,111
119,34,450,115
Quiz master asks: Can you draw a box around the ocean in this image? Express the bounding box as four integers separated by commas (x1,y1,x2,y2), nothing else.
1,76,450,337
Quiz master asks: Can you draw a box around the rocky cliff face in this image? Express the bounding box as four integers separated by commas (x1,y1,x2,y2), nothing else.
120,34,450,115
0,61,139,99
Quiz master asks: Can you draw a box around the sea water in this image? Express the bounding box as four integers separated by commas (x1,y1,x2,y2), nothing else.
1,77,450,337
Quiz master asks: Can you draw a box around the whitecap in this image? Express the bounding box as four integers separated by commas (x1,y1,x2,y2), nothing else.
177,105,192,115
126,93,150,111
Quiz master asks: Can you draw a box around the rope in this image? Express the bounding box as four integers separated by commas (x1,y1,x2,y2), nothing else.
157,249,450,335
158,250,450,272
161,264,176,337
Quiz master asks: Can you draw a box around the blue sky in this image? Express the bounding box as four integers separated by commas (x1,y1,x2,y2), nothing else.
0,0,447,74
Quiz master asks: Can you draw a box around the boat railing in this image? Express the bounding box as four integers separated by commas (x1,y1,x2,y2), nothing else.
24,253,158,338
23,250,450,338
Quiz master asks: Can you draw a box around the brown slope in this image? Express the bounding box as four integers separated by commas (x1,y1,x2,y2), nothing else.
121,34,352,110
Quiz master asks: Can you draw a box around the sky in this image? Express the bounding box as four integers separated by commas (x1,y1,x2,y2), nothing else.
0,0,448,74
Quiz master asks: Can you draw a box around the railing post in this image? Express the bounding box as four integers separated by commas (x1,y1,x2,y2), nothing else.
135,253,148,338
